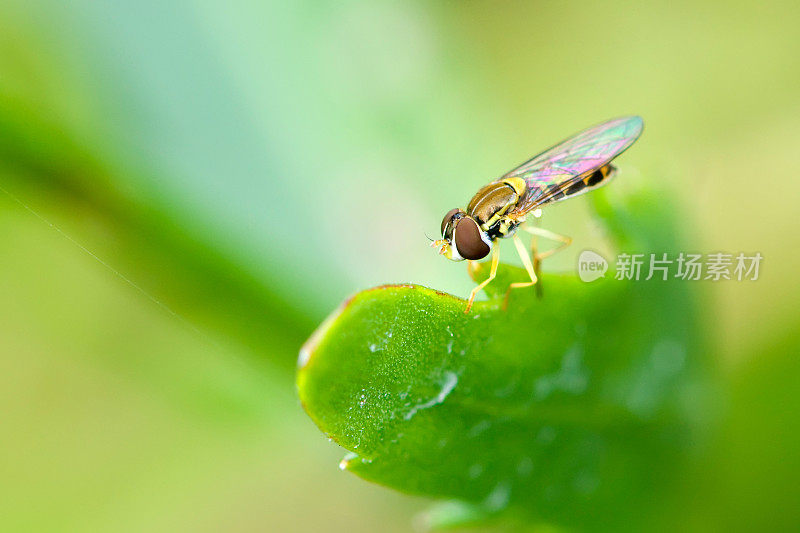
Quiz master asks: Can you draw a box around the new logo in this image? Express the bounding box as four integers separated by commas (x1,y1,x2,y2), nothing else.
577,250,608,282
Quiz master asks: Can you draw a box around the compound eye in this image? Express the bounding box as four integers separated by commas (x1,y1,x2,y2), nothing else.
441,208,461,237
454,217,490,260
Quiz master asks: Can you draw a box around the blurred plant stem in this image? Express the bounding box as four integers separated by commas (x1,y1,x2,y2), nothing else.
0,95,313,369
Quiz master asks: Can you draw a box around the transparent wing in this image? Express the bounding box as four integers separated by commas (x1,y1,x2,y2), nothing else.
501,116,643,214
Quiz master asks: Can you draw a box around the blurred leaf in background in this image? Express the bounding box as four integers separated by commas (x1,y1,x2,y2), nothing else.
1,0,799,530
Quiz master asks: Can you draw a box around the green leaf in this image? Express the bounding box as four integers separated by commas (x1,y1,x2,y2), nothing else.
297,184,709,528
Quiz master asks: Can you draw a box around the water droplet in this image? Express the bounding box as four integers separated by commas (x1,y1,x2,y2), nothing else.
495,377,518,398
403,372,459,420
517,457,533,476
468,420,491,437
469,463,484,478
533,344,588,400
574,472,600,495
339,452,358,471
484,481,511,511
537,426,556,444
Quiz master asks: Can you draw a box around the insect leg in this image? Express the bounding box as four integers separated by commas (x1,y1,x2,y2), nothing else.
521,225,573,266
503,234,539,310
464,245,500,314
527,216,543,298
520,224,572,299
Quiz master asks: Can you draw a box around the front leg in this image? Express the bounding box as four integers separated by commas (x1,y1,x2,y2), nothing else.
464,245,500,313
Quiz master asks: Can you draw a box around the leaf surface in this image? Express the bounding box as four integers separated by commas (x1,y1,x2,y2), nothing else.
298,185,707,528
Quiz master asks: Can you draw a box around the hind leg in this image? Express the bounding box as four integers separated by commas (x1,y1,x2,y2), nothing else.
502,234,539,310
521,225,573,266
520,225,572,298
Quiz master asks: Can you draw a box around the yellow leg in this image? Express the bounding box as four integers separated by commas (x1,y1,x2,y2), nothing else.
520,225,572,299
528,216,542,282
503,234,539,309
520,225,573,265
464,245,499,314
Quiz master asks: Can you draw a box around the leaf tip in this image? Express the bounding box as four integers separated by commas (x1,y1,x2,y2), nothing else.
297,293,356,370
298,283,445,370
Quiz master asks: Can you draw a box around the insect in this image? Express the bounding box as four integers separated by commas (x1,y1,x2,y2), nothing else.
431,115,644,313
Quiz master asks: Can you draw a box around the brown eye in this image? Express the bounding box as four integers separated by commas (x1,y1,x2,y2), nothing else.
454,217,490,260
441,208,461,237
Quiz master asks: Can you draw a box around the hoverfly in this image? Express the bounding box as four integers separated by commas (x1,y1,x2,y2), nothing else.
432,116,644,313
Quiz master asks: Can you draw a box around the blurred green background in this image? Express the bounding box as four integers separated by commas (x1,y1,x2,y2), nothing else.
1,0,798,530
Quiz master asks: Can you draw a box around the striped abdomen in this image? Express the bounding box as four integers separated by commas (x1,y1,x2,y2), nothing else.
528,163,617,209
